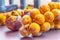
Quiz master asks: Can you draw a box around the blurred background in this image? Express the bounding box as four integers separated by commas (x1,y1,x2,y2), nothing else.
1,0,60,12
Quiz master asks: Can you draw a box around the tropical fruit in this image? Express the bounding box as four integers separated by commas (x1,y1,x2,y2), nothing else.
30,9,40,19
41,22,51,32
52,9,60,18
44,11,54,22
0,13,6,25
39,5,50,14
22,15,32,25
29,22,40,36
34,14,45,25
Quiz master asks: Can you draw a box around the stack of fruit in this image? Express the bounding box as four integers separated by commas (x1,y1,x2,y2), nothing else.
19,2,60,37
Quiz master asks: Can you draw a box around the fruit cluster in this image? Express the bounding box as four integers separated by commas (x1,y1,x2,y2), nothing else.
0,9,23,31
0,5,33,31
0,2,60,37
19,2,60,37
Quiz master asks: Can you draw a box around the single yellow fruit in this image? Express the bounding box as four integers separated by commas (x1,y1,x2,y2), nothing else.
39,5,50,14
34,14,45,25
48,2,58,10
44,11,54,22
52,9,60,18
22,15,32,25
30,8,40,19
29,22,40,36
41,22,51,32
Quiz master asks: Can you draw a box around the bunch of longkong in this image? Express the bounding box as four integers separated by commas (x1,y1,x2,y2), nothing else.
0,2,60,37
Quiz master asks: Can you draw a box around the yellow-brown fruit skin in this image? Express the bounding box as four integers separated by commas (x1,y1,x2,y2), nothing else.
11,10,19,16
19,26,30,37
44,11,54,22
54,16,60,24
24,9,32,14
22,15,32,25
0,14,6,25
50,22,55,29
24,4,34,14
54,24,60,29
48,2,58,10
52,9,60,18
58,3,60,10
52,9,60,24
16,9,23,16
30,9,40,19
39,5,50,14
10,10,22,16
41,22,51,32
34,14,45,25
29,22,40,36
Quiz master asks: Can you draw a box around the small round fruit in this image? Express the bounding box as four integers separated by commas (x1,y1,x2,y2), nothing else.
39,5,50,14
44,11,54,22
30,9,40,19
22,15,32,25
54,24,60,29
6,16,22,31
41,22,51,32
19,26,30,37
48,2,58,10
52,9,60,18
0,14,6,25
34,14,45,25
29,22,40,36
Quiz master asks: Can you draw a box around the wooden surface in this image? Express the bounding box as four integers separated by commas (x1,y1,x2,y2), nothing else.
0,26,60,40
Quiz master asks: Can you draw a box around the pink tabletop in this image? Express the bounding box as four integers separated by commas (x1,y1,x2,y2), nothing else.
0,26,60,40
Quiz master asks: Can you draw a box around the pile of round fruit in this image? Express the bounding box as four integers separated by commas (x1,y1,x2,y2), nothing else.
20,2,60,37
0,2,60,37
